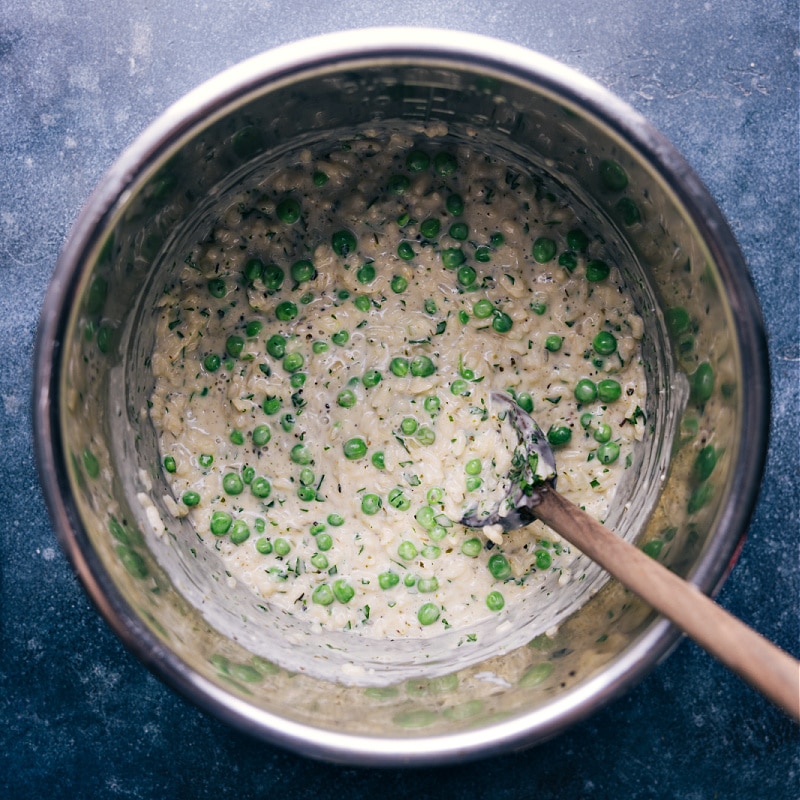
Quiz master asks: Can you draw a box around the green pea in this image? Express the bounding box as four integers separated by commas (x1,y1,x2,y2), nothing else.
290,444,312,465
275,301,298,321
486,591,505,611
597,441,620,464
292,259,316,284
207,278,226,298
416,426,436,445
391,275,408,293
397,241,415,261
593,331,617,355
487,553,512,580
362,369,382,388
517,392,534,413
446,193,464,215
530,301,547,315
694,444,718,482
343,437,367,460
474,246,491,263
535,549,552,570
251,476,271,498
276,197,301,223
290,372,306,389
229,429,244,446
586,259,610,282
223,473,244,495
245,320,262,338
429,525,448,542
311,553,329,570
203,353,221,372
690,362,715,405
599,159,628,191
465,476,483,492
182,491,200,507
388,487,411,511
461,538,482,557
299,467,315,487
558,252,578,271
255,537,273,554
450,379,469,396
379,571,400,590
262,394,281,415
472,298,494,319
410,355,435,377
313,170,328,186
244,258,263,282
274,537,291,556
327,513,345,527
312,584,334,606
417,603,440,626
593,422,613,443
688,482,713,514
547,425,572,446
331,329,350,346
442,247,465,269
400,417,418,435
361,493,382,515
262,263,284,291
310,522,326,535
575,379,598,404
230,520,250,545
426,487,444,505
532,237,557,263
332,229,357,257
254,518,266,533
312,341,328,354
597,379,622,403
616,197,641,226
316,533,333,551
418,577,439,593
665,306,691,338
398,541,418,560
449,222,469,240
242,465,255,484
265,335,285,359
420,218,441,239
423,395,440,413
492,311,513,333
357,263,376,284
465,458,482,476
406,149,430,171
329,579,355,604
434,152,457,176
337,389,357,408
567,229,589,252
388,174,411,194
210,511,233,536
225,335,244,359
457,265,477,287
283,352,304,373
163,455,177,473
390,357,409,377
545,335,563,352
414,506,435,530
490,232,504,248
250,425,271,447
371,451,385,470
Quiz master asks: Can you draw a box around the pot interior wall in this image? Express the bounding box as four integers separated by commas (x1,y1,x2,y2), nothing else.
52,56,746,746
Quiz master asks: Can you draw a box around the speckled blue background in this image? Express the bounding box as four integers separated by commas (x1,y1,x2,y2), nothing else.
1,1,798,797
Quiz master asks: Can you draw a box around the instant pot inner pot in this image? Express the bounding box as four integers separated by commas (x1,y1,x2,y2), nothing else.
59,58,743,740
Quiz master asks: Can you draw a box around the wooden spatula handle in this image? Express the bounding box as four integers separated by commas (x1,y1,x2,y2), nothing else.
532,486,800,720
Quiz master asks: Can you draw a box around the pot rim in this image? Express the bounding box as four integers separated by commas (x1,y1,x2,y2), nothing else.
32,27,770,765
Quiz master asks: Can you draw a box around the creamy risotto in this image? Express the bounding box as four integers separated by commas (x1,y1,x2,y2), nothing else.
149,129,646,639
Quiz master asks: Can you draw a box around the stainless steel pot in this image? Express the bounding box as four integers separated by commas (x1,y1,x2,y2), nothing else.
33,28,769,765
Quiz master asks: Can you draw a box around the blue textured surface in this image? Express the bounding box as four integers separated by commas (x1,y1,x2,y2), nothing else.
1,1,798,797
